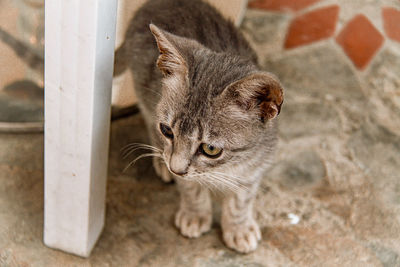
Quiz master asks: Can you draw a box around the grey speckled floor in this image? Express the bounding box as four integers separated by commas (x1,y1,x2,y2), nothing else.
1,7,400,267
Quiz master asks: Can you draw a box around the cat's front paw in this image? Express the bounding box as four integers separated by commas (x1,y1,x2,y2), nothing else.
175,209,212,238
153,157,173,183
222,220,261,253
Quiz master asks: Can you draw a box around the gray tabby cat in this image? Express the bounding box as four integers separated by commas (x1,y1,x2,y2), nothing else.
117,0,284,253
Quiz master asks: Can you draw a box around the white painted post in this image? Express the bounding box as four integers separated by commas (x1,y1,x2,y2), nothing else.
44,0,118,257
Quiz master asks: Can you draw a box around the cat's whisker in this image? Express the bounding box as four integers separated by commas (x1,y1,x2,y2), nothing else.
208,172,250,193
210,180,234,195
210,171,252,191
189,173,220,195
122,146,161,156
204,176,226,195
123,152,162,172
121,143,162,152
195,176,216,195
188,171,250,194
121,143,162,158
209,171,243,183
199,176,224,194
206,174,243,194
217,178,248,194
122,147,160,159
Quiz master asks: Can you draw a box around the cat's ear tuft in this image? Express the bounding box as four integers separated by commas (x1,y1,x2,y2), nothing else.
226,72,284,122
149,24,187,77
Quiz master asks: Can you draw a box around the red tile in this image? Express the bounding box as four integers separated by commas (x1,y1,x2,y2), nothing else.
249,0,320,12
336,15,384,70
382,7,400,43
284,6,339,49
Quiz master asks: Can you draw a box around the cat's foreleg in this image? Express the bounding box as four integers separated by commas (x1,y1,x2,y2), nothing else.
152,156,173,183
175,179,212,238
221,182,261,253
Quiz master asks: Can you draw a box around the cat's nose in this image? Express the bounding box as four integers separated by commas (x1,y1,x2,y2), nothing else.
169,153,189,176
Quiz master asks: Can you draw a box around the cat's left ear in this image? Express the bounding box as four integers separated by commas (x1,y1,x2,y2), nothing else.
149,24,190,77
225,72,284,122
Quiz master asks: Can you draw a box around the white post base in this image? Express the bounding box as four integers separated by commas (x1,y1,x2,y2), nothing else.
44,0,117,257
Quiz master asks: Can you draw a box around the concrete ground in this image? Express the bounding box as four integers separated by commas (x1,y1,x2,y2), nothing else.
1,4,400,267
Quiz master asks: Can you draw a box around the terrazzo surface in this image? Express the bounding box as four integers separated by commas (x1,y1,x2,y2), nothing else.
1,4,400,267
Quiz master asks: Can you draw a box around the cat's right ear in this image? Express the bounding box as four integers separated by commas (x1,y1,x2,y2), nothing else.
149,24,188,77
223,72,284,122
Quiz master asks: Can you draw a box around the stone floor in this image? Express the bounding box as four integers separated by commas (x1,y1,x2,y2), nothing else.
1,3,400,267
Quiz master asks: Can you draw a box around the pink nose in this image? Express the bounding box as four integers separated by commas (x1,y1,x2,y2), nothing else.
169,152,189,176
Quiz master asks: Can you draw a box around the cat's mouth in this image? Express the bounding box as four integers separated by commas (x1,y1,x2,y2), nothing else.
162,155,249,193
163,160,199,180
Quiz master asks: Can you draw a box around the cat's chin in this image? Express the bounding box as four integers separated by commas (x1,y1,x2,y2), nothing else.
174,176,191,181
173,175,201,183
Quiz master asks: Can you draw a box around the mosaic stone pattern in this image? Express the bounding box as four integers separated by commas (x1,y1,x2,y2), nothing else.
284,5,339,49
336,14,384,69
249,0,400,70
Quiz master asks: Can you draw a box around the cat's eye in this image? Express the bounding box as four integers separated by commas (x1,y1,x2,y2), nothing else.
160,123,174,139
200,143,223,158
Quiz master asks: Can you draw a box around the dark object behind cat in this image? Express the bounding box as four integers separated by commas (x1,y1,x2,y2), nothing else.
0,27,44,74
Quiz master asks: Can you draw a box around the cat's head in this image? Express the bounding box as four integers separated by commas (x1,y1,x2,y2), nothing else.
150,24,283,186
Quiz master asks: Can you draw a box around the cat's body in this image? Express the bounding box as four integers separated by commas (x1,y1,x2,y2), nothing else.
118,0,284,253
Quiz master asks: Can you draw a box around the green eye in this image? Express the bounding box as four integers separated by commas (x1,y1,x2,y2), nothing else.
200,143,223,158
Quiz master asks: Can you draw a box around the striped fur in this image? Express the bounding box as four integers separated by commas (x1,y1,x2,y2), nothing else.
118,0,284,253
